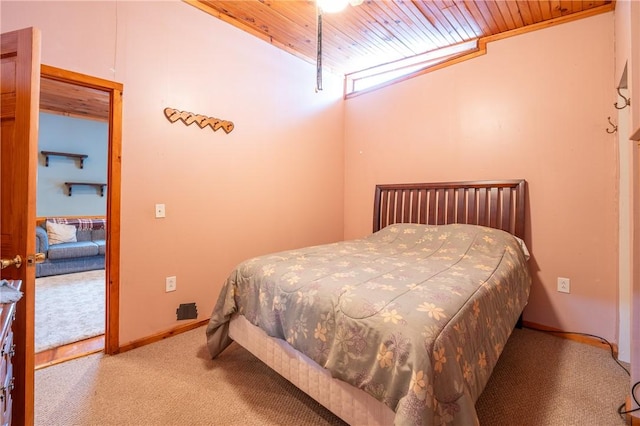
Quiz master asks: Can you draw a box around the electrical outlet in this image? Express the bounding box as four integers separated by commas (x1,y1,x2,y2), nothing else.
557,277,570,293
155,203,166,218
166,276,176,292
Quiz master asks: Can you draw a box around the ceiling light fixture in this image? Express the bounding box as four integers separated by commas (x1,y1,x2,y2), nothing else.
317,0,362,13
315,0,363,91
317,0,348,13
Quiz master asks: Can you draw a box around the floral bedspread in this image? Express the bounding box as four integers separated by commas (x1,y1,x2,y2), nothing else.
206,223,531,425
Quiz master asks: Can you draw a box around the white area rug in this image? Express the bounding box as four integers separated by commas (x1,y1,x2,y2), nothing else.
35,269,105,353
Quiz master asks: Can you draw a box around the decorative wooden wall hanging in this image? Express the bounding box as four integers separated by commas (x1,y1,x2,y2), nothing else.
163,108,234,134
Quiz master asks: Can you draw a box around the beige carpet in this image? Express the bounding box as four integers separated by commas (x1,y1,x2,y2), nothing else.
35,270,105,352
35,326,629,426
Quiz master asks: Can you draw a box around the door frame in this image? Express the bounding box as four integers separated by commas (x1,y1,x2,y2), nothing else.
40,65,122,354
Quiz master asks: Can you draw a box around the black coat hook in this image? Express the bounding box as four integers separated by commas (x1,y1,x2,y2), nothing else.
614,87,630,110
606,116,618,134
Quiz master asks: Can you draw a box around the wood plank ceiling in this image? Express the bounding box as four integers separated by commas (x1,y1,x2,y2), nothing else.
40,1,615,119
190,0,614,75
40,77,110,122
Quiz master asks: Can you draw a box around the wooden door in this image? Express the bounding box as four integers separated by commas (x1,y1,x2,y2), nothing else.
1,27,41,425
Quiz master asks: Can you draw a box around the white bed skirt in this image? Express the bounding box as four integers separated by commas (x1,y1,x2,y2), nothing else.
229,314,396,425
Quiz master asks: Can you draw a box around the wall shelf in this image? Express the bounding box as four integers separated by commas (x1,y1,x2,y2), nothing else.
41,151,88,168
64,182,106,197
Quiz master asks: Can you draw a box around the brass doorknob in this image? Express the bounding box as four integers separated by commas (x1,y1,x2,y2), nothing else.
0,255,22,269
28,253,46,265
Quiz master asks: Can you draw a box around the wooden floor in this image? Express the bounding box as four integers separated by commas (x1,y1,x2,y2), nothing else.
35,335,104,370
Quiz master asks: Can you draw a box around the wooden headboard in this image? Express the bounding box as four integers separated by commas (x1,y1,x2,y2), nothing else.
373,180,526,239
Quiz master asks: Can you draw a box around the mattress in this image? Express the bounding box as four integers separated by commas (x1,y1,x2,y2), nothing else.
229,313,396,425
207,223,531,425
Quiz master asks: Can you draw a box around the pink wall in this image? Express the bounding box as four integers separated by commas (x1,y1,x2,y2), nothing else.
343,13,619,342
631,3,640,137
2,2,623,347
1,1,346,344
615,0,640,411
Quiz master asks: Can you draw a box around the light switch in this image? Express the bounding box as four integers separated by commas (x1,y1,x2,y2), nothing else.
155,203,166,218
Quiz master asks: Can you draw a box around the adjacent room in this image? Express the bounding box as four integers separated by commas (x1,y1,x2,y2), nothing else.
34,91,110,366
1,0,639,425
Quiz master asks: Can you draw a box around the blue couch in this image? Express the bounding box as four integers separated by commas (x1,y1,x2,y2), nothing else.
35,218,106,278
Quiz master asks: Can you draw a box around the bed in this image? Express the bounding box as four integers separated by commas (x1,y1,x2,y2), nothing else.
206,179,531,425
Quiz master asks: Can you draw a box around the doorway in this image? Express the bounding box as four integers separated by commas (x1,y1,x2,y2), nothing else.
37,65,123,358
35,77,107,365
